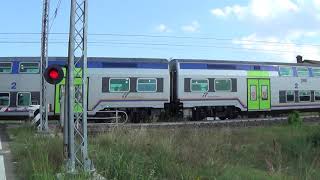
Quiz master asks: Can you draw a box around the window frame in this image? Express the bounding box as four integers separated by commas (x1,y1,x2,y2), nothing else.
0,62,12,74
286,90,295,103
279,66,293,77
18,62,40,74
16,92,31,107
261,85,268,100
314,91,320,101
136,78,157,93
214,78,232,92
298,90,311,102
250,85,257,101
296,67,309,77
0,92,10,107
312,68,320,77
190,79,209,92
109,78,130,93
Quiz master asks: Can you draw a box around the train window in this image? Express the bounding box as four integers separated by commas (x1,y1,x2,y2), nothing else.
109,78,130,92
17,92,31,106
279,67,293,76
297,67,309,77
312,68,320,77
191,79,208,92
299,91,311,102
137,78,157,92
0,62,12,73
250,86,257,101
19,62,39,73
315,91,320,101
0,93,10,106
286,91,295,102
214,79,231,91
261,86,268,100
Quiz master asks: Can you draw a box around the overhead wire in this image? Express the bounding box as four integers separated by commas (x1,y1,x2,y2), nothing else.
0,36,299,48
0,32,319,47
0,40,314,55
49,0,63,32
0,30,318,58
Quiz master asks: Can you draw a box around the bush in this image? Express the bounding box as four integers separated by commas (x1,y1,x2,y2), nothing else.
288,111,302,127
307,131,320,147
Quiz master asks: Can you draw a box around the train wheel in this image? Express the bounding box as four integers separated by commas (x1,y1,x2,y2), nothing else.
228,110,239,119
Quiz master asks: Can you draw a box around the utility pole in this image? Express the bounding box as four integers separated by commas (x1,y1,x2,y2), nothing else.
40,0,50,132
66,0,92,172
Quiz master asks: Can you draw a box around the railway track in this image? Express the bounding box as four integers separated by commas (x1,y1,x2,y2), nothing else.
3,114,319,134
87,115,320,134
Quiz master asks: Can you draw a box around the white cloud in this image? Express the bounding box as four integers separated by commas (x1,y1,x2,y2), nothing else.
250,0,299,19
233,33,320,62
211,9,227,17
313,0,320,19
211,5,246,18
181,21,200,33
155,24,171,33
211,0,300,20
314,0,320,7
286,30,318,40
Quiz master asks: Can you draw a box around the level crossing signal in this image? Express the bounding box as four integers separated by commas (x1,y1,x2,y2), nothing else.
44,64,64,85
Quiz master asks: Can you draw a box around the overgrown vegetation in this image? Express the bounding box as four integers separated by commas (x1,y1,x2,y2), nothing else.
9,124,320,179
8,126,88,180
288,111,303,127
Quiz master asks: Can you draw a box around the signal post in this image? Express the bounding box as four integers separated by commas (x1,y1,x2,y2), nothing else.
43,0,92,173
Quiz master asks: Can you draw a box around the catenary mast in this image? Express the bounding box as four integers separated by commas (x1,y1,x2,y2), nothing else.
39,0,50,132
66,0,92,172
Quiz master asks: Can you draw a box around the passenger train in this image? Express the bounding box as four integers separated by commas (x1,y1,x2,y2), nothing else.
0,56,320,121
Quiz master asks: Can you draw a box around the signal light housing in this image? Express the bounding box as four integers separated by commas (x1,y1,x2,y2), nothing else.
44,65,64,85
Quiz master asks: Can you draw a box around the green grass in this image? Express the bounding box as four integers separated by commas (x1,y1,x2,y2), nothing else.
8,126,63,180
8,126,88,180
9,124,320,179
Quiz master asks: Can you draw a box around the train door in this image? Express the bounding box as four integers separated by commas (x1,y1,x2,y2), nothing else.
247,79,271,111
259,79,271,110
54,77,83,114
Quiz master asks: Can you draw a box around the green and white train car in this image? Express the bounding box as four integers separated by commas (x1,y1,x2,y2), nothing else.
1,56,320,122
170,58,320,120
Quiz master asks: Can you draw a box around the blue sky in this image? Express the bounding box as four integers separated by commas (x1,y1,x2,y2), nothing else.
1,0,320,63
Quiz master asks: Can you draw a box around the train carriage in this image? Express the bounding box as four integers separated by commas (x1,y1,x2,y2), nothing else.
0,57,42,117
1,56,320,122
0,57,171,122
170,58,320,120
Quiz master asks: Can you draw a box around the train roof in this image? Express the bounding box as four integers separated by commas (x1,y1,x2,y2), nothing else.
0,57,168,64
1,57,320,67
171,58,320,67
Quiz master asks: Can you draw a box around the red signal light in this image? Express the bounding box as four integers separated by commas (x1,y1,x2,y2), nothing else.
49,69,59,80
44,65,64,85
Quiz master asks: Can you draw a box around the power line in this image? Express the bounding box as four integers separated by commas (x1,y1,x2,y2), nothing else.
0,37,297,47
0,40,316,55
49,0,63,32
0,32,319,47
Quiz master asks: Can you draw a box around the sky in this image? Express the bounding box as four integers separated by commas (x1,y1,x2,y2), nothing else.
0,0,320,63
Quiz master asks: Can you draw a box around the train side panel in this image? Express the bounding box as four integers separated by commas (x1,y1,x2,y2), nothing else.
87,68,170,115
270,74,320,110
